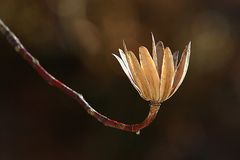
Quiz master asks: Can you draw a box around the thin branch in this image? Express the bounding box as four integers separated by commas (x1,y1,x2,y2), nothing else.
0,19,160,134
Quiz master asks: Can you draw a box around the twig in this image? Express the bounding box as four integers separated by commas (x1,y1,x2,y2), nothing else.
0,19,160,134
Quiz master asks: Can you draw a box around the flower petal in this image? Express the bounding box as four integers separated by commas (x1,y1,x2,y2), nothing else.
159,47,175,102
151,33,157,67
139,46,160,101
119,49,131,74
155,41,164,77
168,42,191,99
123,40,128,53
173,50,179,69
113,53,141,93
119,49,140,91
126,51,152,100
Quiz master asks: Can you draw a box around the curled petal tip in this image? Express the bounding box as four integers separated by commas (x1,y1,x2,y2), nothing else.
188,41,191,48
187,41,191,54
151,32,154,37
118,48,123,53
112,53,119,60
151,32,156,45
123,40,128,53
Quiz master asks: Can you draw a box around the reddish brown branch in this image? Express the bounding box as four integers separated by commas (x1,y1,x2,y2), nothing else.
0,19,160,134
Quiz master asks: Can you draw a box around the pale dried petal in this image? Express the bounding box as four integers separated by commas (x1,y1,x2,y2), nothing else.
168,42,191,99
151,33,157,67
173,50,179,69
155,41,164,77
159,47,175,102
119,49,131,75
139,46,160,101
126,51,152,100
123,40,128,53
113,53,141,93
119,49,140,91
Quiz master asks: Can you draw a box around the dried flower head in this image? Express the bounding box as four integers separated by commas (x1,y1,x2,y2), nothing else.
113,33,191,105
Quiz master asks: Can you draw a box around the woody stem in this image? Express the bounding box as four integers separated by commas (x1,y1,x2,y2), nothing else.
0,19,160,134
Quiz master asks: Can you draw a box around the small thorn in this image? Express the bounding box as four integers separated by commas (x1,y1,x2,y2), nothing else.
14,45,21,52
136,130,140,135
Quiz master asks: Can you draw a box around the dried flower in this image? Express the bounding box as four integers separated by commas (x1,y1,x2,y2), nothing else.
0,18,190,133
113,34,191,105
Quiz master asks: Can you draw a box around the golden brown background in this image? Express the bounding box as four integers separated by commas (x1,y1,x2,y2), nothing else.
0,0,240,159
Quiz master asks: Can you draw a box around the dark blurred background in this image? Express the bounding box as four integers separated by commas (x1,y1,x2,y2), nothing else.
0,0,240,159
